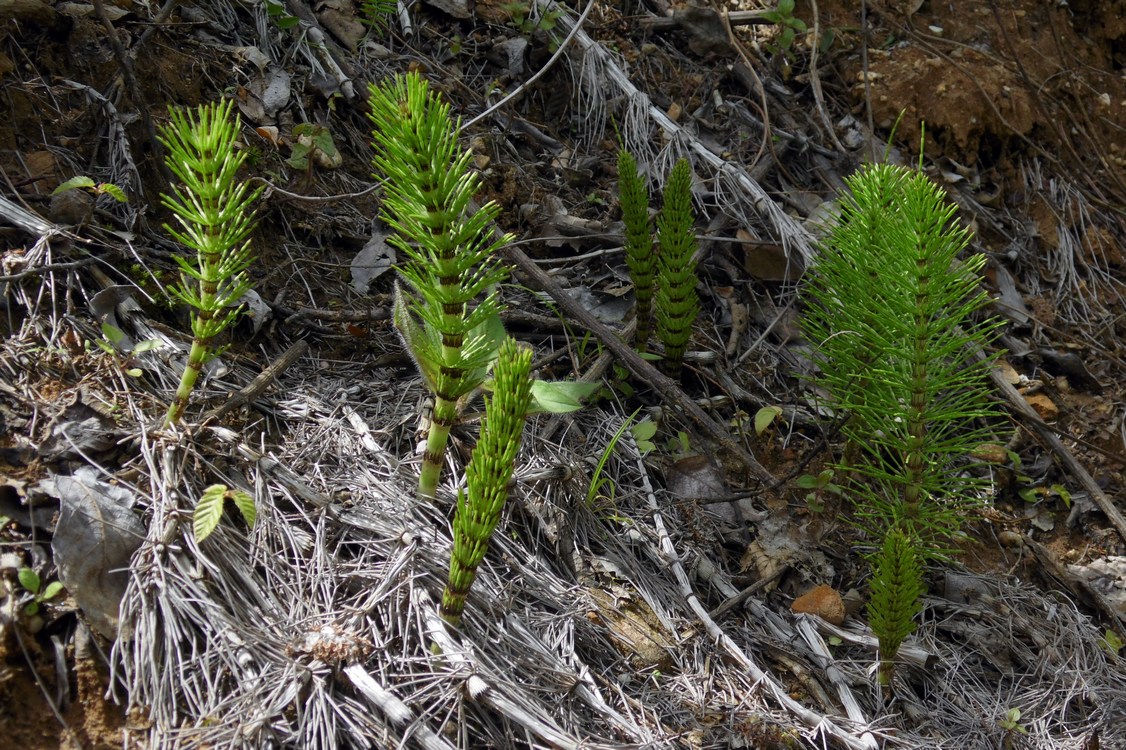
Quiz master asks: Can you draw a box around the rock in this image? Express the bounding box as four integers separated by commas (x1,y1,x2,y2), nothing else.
791,584,846,625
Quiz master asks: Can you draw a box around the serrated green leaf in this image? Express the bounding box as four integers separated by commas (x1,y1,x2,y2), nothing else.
529,380,599,413
1018,487,1038,504
52,176,96,195
17,567,40,594
754,406,784,436
230,489,256,527
99,183,128,202
41,581,65,600
193,484,228,543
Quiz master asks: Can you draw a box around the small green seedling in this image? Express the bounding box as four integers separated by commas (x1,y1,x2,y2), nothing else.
631,417,657,456
52,176,128,203
761,0,807,55
999,707,1028,735
193,484,257,543
754,405,784,436
159,100,262,426
286,123,341,172
17,568,65,616
264,0,300,29
1099,629,1124,657
796,469,842,514
95,323,162,377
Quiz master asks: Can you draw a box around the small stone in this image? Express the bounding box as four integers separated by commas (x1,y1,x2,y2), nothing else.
998,530,1023,548
49,188,93,226
791,584,846,625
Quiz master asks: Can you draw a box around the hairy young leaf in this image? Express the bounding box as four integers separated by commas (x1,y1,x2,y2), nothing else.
193,484,228,543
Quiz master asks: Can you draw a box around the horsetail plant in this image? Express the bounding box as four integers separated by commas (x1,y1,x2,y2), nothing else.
441,337,533,629
802,159,1005,686
654,158,699,379
617,150,656,351
159,100,262,426
867,525,925,687
368,73,511,499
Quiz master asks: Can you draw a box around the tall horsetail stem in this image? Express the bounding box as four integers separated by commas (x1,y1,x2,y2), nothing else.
802,160,1005,683
617,150,656,351
655,158,700,379
441,338,533,628
159,100,262,426
368,73,511,499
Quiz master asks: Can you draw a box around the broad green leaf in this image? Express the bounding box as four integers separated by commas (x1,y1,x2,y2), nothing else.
796,473,822,489
23,600,40,616
777,0,795,16
529,380,599,413
230,489,256,527
52,176,96,195
132,338,162,353
17,567,40,594
99,183,128,202
125,368,144,377
754,406,784,436
101,322,127,347
631,419,657,441
193,484,227,542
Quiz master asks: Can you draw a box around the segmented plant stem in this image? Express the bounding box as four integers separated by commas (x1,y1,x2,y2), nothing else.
868,527,924,688
618,150,656,351
160,101,259,426
655,158,699,378
369,73,508,499
441,339,533,628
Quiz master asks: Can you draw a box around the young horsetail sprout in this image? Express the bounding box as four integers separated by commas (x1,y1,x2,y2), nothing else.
655,158,699,379
867,526,925,687
441,338,533,629
802,158,1005,686
617,150,656,351
368,72,511,500
159,100,263,426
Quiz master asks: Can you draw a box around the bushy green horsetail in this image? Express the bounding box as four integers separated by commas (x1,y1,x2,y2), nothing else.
803,160,1004,686
159,100,262,426
368,73,510,499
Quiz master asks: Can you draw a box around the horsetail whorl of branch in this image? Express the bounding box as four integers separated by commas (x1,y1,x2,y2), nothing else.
802,159,1005,684
159,100,262,426
441,338,533,629
617,150,656,351
368,72,512,499
655,158,699,379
